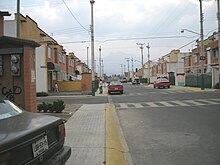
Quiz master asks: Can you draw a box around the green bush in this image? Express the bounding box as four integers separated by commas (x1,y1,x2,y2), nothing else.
36,92,48,97
214,83,220,89
37,100,65,113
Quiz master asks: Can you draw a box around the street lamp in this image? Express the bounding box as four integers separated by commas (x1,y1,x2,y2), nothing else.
181,0,205,91
181,29,200,35
125,58,130,78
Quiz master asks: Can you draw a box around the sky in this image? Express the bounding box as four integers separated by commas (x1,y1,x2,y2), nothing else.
0,0,218,75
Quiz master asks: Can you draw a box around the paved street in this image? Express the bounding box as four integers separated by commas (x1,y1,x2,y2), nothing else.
37,83,220,165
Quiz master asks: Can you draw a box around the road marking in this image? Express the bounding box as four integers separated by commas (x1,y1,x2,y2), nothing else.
115,98,220,110
159,101,175,107
183,100,205,106
162,100,190,107
147,102,160,107
133,103,144,108
119,103,128,109
196,99,220,105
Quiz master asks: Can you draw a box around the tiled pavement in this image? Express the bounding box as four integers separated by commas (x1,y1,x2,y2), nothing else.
65,104,106,165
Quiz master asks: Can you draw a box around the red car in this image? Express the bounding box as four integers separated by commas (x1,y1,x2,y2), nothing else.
108,81,124,94
153,78,171,88
120,79,127,83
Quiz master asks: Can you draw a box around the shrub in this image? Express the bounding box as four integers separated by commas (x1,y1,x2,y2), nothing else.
213,83,220,89
37,100,65,113
36,92,48,97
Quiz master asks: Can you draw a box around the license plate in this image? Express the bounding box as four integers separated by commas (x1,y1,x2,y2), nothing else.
115,88,118,90
32,135,49,157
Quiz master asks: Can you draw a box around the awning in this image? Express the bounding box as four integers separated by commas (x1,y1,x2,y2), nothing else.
47,62,60,72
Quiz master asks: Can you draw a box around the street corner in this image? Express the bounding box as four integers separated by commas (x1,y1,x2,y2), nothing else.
106,103,133,165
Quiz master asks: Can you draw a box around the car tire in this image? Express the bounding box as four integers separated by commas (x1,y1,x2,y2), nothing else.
168,86,170,88
154,86,156,88
121,91,123,94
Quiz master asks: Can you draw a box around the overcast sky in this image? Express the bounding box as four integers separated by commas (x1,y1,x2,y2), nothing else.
0,0,218,75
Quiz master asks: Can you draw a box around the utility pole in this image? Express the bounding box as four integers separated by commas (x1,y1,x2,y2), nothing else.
217,0,220,89
87,46,89,67
131,58,134,78
146,43,150,84
101,58,104,78
90,0,95,96
121,64,123,77
16,0,20,38
136,43,145,68
99,46,102,78
199,0,205,90
125,58,130,78
124,64,126,78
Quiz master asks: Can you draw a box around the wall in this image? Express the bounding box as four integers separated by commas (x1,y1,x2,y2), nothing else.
4,20,16,37
36,45,47,93
81,73,92,93
57,81,82,91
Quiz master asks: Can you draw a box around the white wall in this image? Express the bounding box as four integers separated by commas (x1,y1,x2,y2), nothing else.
4,21,16,37
36,46,47,93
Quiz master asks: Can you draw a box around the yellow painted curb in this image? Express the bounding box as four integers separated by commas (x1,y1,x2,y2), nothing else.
106,103,127,165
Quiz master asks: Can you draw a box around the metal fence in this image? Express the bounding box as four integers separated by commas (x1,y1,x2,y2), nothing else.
185,73,212,88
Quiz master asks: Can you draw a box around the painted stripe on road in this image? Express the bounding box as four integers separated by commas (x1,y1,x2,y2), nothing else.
169,101,190,106
159,101,175,107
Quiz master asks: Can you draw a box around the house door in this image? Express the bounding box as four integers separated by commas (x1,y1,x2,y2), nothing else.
169,72,175,85
48,71,53,91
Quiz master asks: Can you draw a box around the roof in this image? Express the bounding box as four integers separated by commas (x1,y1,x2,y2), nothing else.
0,36,40,47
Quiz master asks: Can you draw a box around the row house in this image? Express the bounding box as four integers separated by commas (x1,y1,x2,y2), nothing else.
185,32,219,87
4,13,88,93
151,50,190,86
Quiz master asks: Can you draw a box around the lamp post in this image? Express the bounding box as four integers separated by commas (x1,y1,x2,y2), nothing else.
181,5,205,91
90,0,95,96
199,0,205,90
125,58,130,79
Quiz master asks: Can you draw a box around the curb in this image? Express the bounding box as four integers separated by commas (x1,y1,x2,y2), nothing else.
106,103,133,165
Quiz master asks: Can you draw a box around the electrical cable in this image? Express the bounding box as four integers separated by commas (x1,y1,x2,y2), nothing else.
61,0,90,35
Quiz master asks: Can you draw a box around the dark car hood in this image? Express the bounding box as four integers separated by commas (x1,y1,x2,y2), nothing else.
0,112,62,151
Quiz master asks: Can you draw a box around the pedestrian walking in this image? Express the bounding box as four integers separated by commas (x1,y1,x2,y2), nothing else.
54,82,59,92
99,79,103,94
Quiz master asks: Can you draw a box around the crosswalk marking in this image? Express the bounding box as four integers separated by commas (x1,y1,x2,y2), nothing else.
133,103,144,108
169,101,190,106
159,101,175,107
115,98,220,110
147,102,160,107
183,100,205,106
196,99,220,104
119,103,128,109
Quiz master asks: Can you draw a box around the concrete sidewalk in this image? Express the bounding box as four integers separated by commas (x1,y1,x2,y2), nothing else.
64,103,133,165
65,104,106,165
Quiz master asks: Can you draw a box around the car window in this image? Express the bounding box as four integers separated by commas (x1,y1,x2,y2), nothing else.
0,96,22,120
110,81,122,86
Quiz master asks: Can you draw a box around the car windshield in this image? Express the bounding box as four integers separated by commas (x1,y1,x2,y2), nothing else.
0,95,22,120
110,81,122,86
158,78,169,82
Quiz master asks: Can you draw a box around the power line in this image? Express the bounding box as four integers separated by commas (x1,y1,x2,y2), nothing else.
61,0,90,35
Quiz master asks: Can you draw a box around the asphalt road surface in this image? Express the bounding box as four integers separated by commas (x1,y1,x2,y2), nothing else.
113,84,220,165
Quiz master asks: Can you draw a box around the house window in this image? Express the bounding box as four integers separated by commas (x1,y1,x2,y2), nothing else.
213,48,218,59
193,55,197,63
48,46,52,59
